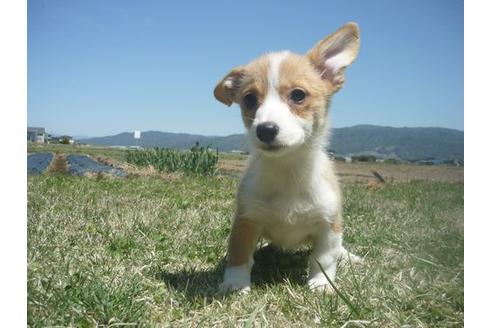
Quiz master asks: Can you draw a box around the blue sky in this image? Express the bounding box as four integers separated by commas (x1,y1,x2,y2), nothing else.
28,0,463,137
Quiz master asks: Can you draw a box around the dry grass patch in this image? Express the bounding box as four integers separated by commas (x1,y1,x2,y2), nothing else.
47,153,68,173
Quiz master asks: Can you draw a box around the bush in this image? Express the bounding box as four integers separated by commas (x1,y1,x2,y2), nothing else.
384,158,399,164
352,155,377,162
60,137,71,144
125,147,219,175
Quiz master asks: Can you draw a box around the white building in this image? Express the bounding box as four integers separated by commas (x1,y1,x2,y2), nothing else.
27,127,47,143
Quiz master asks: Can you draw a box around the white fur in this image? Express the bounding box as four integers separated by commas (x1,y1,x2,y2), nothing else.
324,51,353,77
220,44,360,293
308,227,342,292
239,143,340,245
268,51,288,90
219,259,253,294
231,142,346,293
223,78,234,88
249,52,311,154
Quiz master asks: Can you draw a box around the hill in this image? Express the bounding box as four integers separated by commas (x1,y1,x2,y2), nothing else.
79,125,464,161
329,125,463,161
80,131,249,152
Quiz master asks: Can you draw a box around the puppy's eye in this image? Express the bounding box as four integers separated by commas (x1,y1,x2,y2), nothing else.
290,89,306,104
243,93,258,109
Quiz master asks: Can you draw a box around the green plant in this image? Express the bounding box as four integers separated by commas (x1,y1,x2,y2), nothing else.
60,137,71,144
125,147,219,175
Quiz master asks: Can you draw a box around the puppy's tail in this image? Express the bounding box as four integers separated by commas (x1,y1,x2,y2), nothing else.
339,247,363,265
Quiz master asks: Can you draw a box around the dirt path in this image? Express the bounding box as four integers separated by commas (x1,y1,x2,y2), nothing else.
219,158,463,183
335,161,463,183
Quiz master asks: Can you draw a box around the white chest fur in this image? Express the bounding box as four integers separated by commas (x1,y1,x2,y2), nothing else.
237,149,340,249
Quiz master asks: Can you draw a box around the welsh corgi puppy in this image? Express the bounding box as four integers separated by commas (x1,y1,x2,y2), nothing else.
214,22,361,293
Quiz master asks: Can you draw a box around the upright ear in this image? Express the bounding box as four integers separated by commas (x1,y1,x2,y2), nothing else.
213,66,245,106
307,22,360,93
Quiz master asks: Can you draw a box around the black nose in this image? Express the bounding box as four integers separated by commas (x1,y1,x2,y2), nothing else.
256,122,279,143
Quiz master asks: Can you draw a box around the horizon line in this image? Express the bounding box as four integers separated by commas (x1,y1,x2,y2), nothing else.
28,123,463,139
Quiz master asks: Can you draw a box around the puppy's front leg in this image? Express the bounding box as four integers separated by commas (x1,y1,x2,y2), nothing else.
308,222,343,293
219,217,260,294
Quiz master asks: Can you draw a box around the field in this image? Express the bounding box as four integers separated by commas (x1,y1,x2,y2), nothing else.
27,145,464,327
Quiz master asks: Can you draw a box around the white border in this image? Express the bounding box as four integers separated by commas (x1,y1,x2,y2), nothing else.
0,0,475,326
0,0,27,326
465,0,492,326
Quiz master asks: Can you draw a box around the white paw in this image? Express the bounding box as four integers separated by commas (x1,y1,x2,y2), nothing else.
218,280,251,294
340,248,363,265
219,264,252,294
308,278,335,294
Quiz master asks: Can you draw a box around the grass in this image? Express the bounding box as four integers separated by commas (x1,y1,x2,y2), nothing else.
27,170,463,326
28,143,129,161
125,148,219,175
28,143,246,174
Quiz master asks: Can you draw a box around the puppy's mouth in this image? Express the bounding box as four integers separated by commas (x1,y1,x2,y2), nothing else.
262,143,283,151
256,143,287,153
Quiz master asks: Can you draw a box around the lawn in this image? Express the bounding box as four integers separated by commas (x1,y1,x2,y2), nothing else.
27,169,463,326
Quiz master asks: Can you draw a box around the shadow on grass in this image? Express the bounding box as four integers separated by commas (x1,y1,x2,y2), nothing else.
252,245,309,287
155,245,310,301
154,258,226,301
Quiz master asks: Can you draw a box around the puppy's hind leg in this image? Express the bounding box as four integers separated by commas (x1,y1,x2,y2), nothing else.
339,246,363,265
219,217,261,294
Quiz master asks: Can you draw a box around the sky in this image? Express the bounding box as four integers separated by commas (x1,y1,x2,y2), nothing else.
27,0,464,137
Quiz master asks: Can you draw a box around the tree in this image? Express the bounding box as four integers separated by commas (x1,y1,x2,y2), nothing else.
191,141,203,152
60,137,71,145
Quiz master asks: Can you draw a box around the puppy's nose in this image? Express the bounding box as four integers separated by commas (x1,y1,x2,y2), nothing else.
256,122,279,143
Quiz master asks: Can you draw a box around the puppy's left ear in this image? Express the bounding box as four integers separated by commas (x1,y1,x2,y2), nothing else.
214,66,245,106
307,22,360,93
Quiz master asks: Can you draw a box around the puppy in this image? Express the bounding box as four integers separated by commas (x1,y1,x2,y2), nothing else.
214,22,361,293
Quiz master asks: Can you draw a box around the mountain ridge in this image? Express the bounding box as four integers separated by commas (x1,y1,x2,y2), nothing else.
79,125,464,161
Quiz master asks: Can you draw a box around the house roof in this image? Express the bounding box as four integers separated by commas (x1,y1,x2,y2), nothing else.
27,127,46,134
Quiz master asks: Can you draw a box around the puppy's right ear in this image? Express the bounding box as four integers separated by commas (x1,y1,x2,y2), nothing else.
214,67,245,106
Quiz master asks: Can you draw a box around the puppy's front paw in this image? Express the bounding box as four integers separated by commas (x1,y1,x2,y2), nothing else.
219,280,251,295
219,264,252,295
308,278,335,294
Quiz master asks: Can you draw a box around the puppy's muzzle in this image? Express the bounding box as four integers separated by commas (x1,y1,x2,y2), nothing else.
256,122,279,144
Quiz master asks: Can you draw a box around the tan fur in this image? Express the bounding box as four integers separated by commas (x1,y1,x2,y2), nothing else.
331,215,343,234
323,162,343,234
277,54,330,120
216,23,361,293
213,66,246,106
227,217,261,266
238,56,270,128
307,22,360,93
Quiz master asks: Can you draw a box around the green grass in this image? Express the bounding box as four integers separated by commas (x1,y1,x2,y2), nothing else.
28,143,129,161
125,148,219,175
28,143,245,166
27,172,463,327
